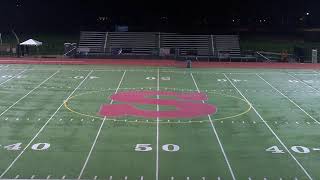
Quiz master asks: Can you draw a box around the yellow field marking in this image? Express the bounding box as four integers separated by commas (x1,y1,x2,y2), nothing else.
63,88,252,124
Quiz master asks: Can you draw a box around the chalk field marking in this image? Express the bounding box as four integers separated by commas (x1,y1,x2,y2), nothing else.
78,71,126,179
289,73,320,95
0,70,59,118
257,74,320,125
289,74,319,89
223,73,313,180
0,70,94,178
191,73,236,180
156,68,160,180
0,68,28,86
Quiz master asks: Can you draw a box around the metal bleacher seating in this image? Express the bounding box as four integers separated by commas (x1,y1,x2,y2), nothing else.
160,33,212,57
77,31,245,60
78,31,107,54
107,32,157,55
214,35,241,58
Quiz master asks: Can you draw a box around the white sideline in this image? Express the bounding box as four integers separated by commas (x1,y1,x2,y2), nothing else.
0,70,60,118
156,68,160,180
0,68,28,86
78,71,127,179
190,73,236,180
257,74,320,124
0,70,94,178
223,73,313,180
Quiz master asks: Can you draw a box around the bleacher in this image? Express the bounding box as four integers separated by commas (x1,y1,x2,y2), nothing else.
160,33,212,56
107,32,157,55
214,35,241,58
78,31,107,53
77,31,244,60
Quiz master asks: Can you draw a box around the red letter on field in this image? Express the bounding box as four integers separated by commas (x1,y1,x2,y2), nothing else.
99,91,216,119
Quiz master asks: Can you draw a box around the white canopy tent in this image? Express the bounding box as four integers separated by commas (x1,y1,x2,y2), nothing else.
20,39,42,46
19,39,43,56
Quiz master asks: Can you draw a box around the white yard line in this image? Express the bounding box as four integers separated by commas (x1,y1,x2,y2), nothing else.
0,68,28,86
78,71,127,179
223,73,313,180
257,74,320,125
156,68,160,180
0,70,94,179
0,70,60,118
288,73,320,93
190,73,236,180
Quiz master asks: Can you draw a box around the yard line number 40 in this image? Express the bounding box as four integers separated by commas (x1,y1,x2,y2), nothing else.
266,145,319,154
1,143,50,151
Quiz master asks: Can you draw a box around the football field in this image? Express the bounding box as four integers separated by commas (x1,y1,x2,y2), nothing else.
0,64,320,180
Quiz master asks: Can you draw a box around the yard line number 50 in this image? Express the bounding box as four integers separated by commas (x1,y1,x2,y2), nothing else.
135,144,180,152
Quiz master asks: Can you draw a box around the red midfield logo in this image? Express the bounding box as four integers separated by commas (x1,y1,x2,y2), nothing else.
99,91,217,119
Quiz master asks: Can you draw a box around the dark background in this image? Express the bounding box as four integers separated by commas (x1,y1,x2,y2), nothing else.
0,0,318,33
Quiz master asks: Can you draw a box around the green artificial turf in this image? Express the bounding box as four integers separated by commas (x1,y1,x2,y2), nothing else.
0,64,319,179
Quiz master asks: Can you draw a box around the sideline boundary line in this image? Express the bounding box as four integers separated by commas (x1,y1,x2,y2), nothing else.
223,73,313,180
0,70,60,118
190,73,236,180
0,70,94,178
257,74,320,125
78,71,127,179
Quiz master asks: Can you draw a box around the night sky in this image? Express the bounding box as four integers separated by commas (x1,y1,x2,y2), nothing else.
0,0,318,33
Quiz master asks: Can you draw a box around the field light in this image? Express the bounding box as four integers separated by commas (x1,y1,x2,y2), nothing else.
306,12,310,16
